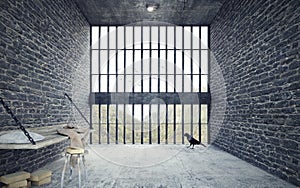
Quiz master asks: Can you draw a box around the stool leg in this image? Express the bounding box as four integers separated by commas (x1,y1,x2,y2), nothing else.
68,155,73,180
77,154,81,188
69,166,73,180
82,155,87,181
61,154,70,188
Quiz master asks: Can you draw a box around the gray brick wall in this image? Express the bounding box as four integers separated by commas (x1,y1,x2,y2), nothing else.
0,0,89,176
210,0,299,186
0,140,69,177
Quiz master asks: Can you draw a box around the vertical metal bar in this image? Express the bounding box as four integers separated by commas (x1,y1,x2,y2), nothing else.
199,26,202,142
173,104,176,144
158,26,160,144
116,27,118,144
123,104,126,144
132,26,135,144
132,105,135,144
149,104,152,144
149,26,152,144
141,106,144,144
173,26,176,144
166,104,168,144
107,27,110,144
98,27,101,144
165,26,168,144
191,104,193,136
107,105,109,144
107,26,110,92
123,27,126,144
150,26,152,93
207,26,211,144
116,105,118,144
158,105,160,144
190,26,193,137
89,26,94,144
141,26,144,144
98,104,101,144
182,26,185,144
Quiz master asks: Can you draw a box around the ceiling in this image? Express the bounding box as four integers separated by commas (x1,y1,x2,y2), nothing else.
74,0,224,26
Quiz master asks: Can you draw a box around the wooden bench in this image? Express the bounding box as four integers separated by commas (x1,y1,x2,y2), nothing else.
0,124,69,150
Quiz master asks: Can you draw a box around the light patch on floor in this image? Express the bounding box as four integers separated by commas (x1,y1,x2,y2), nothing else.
37,145,296,188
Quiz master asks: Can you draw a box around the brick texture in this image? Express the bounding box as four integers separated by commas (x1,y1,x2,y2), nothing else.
0,140,69,176
210,0,299,186
0,0,89,177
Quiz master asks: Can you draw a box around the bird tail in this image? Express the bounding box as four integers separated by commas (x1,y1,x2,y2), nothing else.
199,143,207,147
195,140,206,147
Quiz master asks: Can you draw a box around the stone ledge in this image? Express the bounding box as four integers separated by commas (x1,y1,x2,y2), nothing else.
0,125,68,150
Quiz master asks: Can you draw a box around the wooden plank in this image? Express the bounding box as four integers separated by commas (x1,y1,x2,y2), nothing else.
1,179,27,188
29,169,52,182
0,171,30,184
31,176,51,186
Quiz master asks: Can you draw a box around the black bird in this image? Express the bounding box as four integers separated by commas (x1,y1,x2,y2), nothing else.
184,133,206,149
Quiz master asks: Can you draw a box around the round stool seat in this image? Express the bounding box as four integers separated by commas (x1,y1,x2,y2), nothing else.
66,147,85,154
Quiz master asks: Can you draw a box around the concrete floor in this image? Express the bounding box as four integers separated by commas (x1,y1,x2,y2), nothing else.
36,144,296,188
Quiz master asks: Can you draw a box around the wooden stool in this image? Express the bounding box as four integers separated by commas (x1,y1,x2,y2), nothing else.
61,147,87,188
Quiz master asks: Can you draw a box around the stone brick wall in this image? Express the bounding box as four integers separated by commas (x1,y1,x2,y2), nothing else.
0,0,89,176
210,0,299,186
0,0,90,130
0,140,69,177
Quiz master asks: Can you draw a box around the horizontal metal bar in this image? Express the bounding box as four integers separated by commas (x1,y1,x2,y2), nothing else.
90,92,210,104
93,48,208,50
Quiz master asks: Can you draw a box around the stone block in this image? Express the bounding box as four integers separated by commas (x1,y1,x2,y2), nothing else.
31,176,51,186
1,179,27,188
29,169,52,182
0,171,30,184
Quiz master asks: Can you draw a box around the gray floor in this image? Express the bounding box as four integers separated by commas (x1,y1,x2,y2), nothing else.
37,144,296,188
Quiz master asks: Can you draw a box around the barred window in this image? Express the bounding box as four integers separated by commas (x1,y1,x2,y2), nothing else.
91,25,209,144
